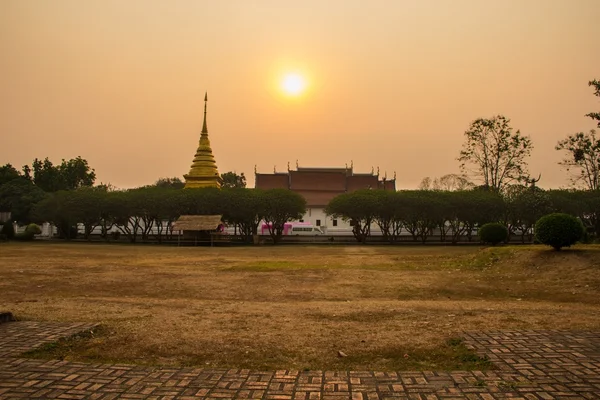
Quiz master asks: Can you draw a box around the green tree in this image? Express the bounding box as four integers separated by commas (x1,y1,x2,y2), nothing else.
28,157,96,192
504,185,552,243
0,164,24,186
372,191,404,243
69,188,106,240
555,130,600,190
262,189,306,244
154,177,185,189
0,179,47,224
586,79,600,128
459,115,533,192
31,191,78,239
326,190,377,243
399,191,443,243
221,172,247,189
221,189,265,242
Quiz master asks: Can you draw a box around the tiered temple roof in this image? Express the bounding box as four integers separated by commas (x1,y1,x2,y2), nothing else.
184,93,221,189
255,164,396,207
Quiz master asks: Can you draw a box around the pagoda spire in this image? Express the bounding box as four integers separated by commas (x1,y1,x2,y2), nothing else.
201,92,208,134
183,92,221,189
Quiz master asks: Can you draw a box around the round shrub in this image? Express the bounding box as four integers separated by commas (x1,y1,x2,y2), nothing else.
478,223,508,245
0,222,15,239
535,213,584,251
25,223,42,235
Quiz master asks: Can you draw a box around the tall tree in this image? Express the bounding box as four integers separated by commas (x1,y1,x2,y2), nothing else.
555,130,600,190
458,115,533,193
221,189,265,242
326,190,378,243
28,157,96,192
0,164,24,186
586,79,600,128
262,189,306,244
221,171,247,189
0,179,47,224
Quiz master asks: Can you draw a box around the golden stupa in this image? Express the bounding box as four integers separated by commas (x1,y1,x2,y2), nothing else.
184,93,222,189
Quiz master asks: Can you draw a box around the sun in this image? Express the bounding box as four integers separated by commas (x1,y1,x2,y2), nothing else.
281,73,306,96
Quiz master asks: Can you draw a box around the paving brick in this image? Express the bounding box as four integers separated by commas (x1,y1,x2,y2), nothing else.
1,322,600,399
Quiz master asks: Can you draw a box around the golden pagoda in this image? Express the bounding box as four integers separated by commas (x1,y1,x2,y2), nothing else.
184,93,222,189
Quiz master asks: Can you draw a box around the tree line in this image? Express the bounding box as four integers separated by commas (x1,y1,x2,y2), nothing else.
326,187,599,243
12,184,599,245
30,187,306,244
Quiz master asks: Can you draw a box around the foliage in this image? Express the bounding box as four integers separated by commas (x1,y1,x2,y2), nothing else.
326,190,378,243
503,186,553,242
25,223,42,235
0,178,47,223
154,177,185,189
458,115,533,192
400,190,443,243
586,79,600,128
31,191,79,239
0,222,15,239
221,189,265,242
535,213,584,251
261,189,306,244
27,157,96,192
555,130,600,190
0,164,23,186
221,172,247,189
478,223,508,245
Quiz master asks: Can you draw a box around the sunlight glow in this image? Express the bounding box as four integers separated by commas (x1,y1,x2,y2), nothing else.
281,73,306,96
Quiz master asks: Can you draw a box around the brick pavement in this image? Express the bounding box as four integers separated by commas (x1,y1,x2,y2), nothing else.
1,322,599,399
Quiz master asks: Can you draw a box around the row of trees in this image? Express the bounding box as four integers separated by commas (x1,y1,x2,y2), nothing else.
31,187,306,244
25,184,599,245
326,187,599,243
0,156,248,224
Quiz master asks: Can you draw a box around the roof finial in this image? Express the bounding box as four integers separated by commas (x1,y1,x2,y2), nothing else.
254,164,257,174
377,166,380,176
287,161,290,171
296,159,299,169
394,171,397,180
201,92,208,134
274,165,276,173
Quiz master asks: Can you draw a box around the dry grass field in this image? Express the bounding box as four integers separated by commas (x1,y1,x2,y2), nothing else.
1,242,599,370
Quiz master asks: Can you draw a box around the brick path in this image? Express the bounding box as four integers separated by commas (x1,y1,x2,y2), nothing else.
1,322,599,399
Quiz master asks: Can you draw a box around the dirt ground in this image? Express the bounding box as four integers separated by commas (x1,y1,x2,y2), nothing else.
1,242,599,370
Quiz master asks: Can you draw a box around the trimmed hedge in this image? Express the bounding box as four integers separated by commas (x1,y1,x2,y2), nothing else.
478,223,508,245
535,213,584,251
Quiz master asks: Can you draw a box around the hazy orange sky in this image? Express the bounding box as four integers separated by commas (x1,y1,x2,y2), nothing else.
1,0,599,189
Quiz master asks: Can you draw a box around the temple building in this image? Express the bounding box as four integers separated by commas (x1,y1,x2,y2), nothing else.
255,163,396,233
184,93,222,189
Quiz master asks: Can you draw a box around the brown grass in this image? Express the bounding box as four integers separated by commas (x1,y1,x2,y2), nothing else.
1,242,599,370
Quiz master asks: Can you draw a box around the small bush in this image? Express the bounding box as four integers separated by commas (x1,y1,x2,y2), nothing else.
0,222,15,239
535,213,584,251
25,223,42,235
478,223,508,245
